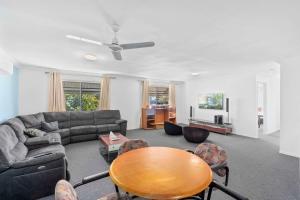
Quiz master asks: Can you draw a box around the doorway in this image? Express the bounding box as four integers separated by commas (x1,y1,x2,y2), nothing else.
256,82,266,136
256,66,280,138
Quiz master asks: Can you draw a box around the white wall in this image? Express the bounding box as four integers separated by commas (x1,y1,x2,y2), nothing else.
264,75,280,134
18,68,142,129
19,68,49,114
185,73,258,138
110,77,141,130
0,48,13,75
175,83,187,123
280,58,300,158
18,67,186,130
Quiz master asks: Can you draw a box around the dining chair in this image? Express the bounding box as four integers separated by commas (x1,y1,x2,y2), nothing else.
118,139,149,155
192,143,229,186
207,181,249,200
181,179,249,200
55,171,131,200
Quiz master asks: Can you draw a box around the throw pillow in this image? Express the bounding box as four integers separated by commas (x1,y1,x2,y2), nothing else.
42,121,59,132
24,128,45,137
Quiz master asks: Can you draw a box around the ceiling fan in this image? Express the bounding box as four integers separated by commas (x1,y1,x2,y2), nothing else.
66,24,155,61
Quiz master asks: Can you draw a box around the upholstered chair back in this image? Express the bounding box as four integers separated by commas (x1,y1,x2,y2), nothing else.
118,139,149,155
55,180,78,200
194,143,228,177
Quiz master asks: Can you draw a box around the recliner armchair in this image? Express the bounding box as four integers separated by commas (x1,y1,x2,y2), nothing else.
0,125,68,200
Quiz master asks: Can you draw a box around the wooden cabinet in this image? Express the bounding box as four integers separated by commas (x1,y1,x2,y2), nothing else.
189,119,232,135
142,107,176,129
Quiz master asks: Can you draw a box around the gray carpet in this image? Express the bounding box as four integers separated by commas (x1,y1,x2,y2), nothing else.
41,129,300,200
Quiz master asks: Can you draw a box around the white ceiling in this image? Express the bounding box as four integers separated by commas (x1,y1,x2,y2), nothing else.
0,0,300,81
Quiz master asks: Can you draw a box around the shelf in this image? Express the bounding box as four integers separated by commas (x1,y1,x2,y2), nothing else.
149,122,164,126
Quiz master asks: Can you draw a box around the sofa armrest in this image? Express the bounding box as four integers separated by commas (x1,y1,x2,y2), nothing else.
115,119,127,136
11,152,65,169
25,133,61,150
115,119,127,124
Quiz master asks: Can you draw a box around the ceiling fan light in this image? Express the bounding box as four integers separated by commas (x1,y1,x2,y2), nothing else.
84,54,97,61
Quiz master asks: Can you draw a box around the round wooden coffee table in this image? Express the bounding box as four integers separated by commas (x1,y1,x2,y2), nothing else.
109,147,213,199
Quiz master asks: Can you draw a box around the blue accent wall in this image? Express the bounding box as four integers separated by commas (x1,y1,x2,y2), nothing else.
0,67,19,122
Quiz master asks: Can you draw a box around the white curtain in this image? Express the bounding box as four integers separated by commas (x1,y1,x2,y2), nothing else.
48,72,66,112
99,77,111,110
141,80,150,108
168,83,176,108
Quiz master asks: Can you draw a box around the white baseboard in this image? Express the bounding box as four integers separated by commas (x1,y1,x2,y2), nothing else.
279,150,300,158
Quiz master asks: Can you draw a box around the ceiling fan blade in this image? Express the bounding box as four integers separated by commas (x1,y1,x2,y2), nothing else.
120,42,155,50
111,51,122,60
66,35,104,46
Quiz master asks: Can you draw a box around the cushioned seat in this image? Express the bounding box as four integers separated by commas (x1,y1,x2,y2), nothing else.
96,124,121,134
70,125,97,136
55,180,131,200
25,133,62,150
164,121,183,135
0,125,68,199
12,144,65,169
27,144,65,158
183,126,209,143
50,128,70,138
194,143,229,186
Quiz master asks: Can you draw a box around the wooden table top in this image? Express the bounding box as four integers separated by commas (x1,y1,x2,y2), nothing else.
109,147,213,200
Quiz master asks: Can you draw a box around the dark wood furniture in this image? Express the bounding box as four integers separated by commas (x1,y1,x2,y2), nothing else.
142,107,176,129
109,147,213,200
99,133,129,162
189,119,233,135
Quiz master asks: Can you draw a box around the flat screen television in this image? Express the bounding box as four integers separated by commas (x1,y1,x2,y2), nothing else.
198,93,224,110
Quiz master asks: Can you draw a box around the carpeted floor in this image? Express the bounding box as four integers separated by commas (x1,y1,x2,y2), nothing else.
41,129,300,200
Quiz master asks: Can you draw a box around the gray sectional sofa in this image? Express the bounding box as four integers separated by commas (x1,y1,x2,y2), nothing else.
0,110,127,200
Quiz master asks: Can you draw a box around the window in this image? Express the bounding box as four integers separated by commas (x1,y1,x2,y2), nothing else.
63,81,100,111
149,86,169,105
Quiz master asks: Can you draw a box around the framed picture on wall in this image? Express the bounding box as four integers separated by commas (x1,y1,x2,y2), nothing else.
198,93,224,110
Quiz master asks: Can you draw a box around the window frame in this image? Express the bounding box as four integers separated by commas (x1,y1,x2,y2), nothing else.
63,81,101,111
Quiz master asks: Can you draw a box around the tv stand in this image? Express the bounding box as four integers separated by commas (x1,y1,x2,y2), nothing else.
189,119,232,135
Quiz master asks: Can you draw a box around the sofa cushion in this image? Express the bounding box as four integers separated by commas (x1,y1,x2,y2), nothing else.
96,124,120,134
96,125,109,133
18,113,45,129
25,133,61,148
43,112,70,129
49,128,70,139
24,128,46,137
70,125,97,136
3,118,27,143
94,110,121,125
42,121,59,132
0,125,28,170
70,111,94,127
12,144,65,169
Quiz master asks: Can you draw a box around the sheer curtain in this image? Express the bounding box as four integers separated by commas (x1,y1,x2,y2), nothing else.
140,80,150,128
99,77,111,110
48,72,66,112
142,80,150,108
168,83,176,108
